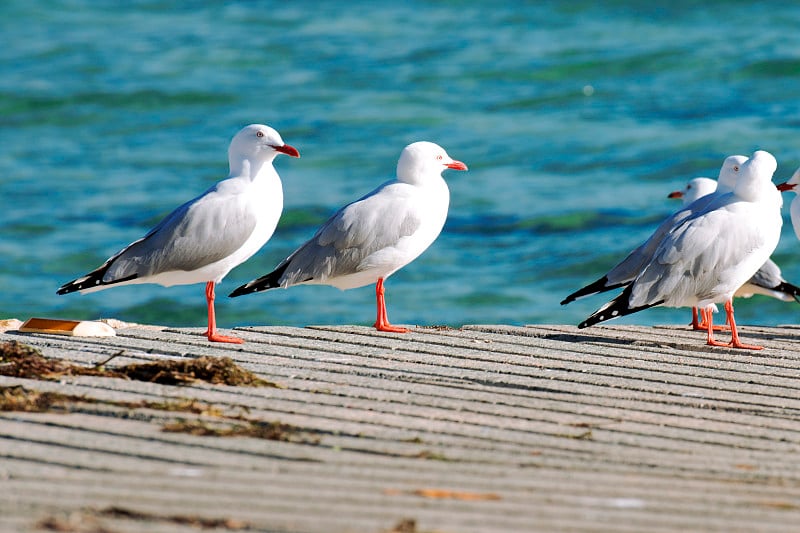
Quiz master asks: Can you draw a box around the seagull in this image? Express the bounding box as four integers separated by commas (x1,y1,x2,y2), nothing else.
229,141,467,333
777,166,800,240
57,124,300,344
578,150,783,350
667,177,718,204
670,175,800,330
561,155,747,306
667,177,725,329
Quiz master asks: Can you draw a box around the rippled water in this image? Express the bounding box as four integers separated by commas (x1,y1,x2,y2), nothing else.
3,1,800,330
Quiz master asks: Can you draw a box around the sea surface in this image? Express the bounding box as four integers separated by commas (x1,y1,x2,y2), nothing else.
3,1,800,331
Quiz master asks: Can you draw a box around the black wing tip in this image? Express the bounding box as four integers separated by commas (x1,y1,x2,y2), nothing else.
229,275,280,298
578,306,623,329
229,281,278,298
774,281,800,301
56,272,138,295
230,263,291,298
56,277,97,295
577,286,662,329
561,276,618,306
577,306,619,329
229,284,259,298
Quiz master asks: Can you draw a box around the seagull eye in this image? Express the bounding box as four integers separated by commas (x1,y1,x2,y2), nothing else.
436,155,443,160
733,165,739,171
256,131,264,138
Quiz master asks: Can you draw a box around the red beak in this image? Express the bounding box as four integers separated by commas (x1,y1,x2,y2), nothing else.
667,191,683,199
273,144,300,158
446,160,468,171
777,182,796,192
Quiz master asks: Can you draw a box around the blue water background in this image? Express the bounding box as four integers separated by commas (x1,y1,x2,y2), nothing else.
3,1,800,330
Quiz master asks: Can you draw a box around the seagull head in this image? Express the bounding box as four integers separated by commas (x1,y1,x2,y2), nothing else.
668,177,716,207
396,141,468,185
732,150,778,201
715,154,748,193
229,124,300,164
749,150,778,175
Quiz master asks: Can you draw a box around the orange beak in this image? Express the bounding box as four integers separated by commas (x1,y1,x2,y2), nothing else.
446,160,468,171
273,144,300,158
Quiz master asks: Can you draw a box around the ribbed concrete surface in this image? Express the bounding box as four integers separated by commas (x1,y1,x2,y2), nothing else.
1,323,799,532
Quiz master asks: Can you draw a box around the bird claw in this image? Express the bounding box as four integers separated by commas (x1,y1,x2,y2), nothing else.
727,341,763,351
706,339,762,351
205,330,245,344
695,323,729,332
374,322,409,333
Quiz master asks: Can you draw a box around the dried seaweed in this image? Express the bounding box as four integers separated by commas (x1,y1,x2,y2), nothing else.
1,384,311,445
95,506,252,530
0,386,88,412
162,419,316,443
387,519,419,533
0,340,116,379
116,356,276,387
0,341,279,388
0,386,226,417
36,506,253,531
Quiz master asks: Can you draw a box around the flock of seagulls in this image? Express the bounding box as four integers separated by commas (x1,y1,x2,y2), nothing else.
57,123,800,350
667,175,800,329
563,150,796,350
58,125,466,342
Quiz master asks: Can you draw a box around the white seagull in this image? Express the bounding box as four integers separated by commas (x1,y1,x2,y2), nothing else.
777,166,800,239
561,155,747,306
666,177,725,329
667,176,718,204
57,124,300,344
669,174,800,329
578,150,783,350
229,141,467,333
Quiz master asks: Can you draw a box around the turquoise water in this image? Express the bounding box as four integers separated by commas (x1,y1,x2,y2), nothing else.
3,1,800,330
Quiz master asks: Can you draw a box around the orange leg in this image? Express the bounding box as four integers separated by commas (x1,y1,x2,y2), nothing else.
723,300,761,350
705,299,762,350
693,307,728,331
203,281,244,344
373,278,408,333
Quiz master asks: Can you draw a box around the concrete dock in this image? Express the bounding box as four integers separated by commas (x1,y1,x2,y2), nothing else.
1,322,799,532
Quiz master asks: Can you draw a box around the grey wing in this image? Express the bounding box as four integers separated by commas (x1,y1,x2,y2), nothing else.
276,184,421,285
605,197,715,286
628,205,747,308
103,188,257,282
606,193,722,286
604,219,677,286
736,257,799,302
748,258,783,289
